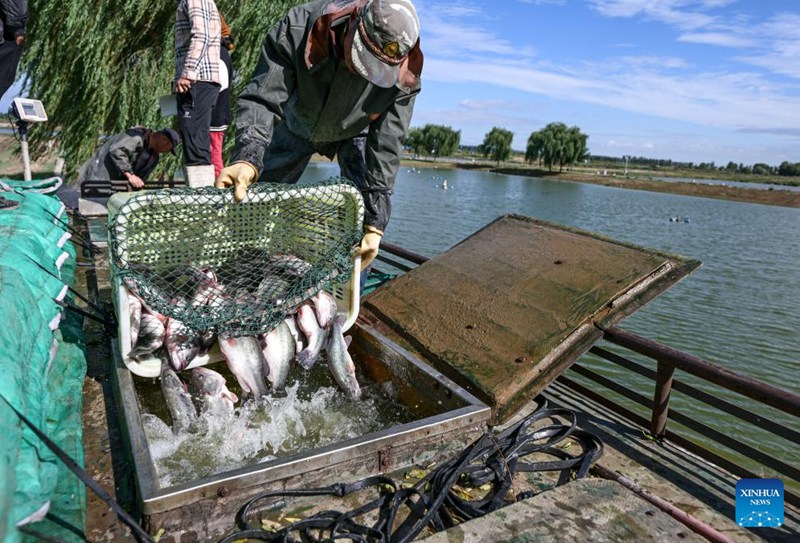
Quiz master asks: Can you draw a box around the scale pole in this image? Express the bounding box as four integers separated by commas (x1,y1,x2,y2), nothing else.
17,120,32,181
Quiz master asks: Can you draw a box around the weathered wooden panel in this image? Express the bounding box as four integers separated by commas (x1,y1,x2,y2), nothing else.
364,214,700,423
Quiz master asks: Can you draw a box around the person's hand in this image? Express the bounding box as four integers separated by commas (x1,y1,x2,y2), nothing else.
215,162,258,202
125,172,144,189
175,77,194,93
14,35,24,46
354,225,383,271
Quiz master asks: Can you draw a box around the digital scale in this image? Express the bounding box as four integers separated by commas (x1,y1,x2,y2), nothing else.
12,98,48,123
8,98,48,181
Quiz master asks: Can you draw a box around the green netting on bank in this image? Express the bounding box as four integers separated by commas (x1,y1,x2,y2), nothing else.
107,178,364,338
0,177,63,195
0,187,87,543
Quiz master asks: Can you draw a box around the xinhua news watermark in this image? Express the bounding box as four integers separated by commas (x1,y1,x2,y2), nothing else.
735,479,784,528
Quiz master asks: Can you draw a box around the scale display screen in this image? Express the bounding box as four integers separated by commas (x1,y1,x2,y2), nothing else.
12,98,48,122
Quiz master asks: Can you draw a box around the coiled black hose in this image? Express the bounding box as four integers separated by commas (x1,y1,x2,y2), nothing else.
219,400,603,543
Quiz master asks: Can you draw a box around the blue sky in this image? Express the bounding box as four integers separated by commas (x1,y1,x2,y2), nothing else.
412,0,800,166
3,1,799,167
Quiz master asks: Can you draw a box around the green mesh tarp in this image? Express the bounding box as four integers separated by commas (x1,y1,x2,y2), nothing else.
0,177,63,196
0,186,87,542
108,178,364,338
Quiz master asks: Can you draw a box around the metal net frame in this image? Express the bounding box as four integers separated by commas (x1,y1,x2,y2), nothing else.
108,177,364,337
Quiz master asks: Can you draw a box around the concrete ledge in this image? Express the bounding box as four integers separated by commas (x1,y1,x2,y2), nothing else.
422,478,706,542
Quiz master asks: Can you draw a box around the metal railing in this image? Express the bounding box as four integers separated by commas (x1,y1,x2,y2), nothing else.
375,242,800,508
562,327,800,508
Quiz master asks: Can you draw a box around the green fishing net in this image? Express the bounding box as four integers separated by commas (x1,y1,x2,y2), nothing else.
108,178,364,337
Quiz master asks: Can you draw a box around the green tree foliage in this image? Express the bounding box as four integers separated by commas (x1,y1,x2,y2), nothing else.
526,122,588,172
752,163,772,175
404,128,424,156
404,124,460,159
22,0,306,177
777,161,800,176
479,127,513,166
525,130,545,166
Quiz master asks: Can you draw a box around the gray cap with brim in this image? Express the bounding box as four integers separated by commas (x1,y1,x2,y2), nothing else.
350,0,419,88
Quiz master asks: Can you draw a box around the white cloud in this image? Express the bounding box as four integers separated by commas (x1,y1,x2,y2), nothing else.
413,1,800,163
587,0,721,30
605,139,655,151
424,57,800,135
614,56,690,69
418,1,538,60
428,1,483,18
413,99,542,132
515,0,566,5
678,32,755,48
737,12,800,79
418,1,800,136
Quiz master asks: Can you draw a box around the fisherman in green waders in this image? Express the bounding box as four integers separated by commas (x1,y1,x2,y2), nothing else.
215,0,423,275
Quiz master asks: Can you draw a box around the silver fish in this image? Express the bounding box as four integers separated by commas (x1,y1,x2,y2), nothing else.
255,275,291,306
129,313,166,361
199,329,217,355
268,254,314,277
128,291,142,350
160,360,198,433
325,314,361,400
310,290,338,330
260,320,296,391
219,335,270,399
145,304,169,325
284,314,305,354
190,367,238,413
296,302,328,370
191,268,221,307
164,317,202,371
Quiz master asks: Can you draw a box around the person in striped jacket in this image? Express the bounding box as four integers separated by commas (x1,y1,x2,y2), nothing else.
174,0,221,187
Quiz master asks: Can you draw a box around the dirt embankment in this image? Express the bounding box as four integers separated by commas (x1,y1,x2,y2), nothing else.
397,155,800,208
488,167,800,209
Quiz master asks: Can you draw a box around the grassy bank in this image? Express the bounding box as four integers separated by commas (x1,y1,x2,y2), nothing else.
401,155,800,209
0,134,59,179
493,166,800,209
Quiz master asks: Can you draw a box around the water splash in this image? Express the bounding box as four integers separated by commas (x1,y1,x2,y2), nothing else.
141,365,414,487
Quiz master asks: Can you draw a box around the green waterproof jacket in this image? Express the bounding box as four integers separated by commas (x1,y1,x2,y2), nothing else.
74,128,160,186
232,0,423,231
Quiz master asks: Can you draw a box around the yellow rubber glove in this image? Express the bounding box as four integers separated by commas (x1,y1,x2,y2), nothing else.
355,225,383,271
215,161,258,202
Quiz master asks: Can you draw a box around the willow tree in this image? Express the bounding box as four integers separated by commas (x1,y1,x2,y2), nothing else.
404,124,461,159
479,127,513,166
22,0,306,177
526,122,588,172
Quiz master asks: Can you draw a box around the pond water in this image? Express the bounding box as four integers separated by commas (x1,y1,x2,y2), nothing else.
302,161,799,473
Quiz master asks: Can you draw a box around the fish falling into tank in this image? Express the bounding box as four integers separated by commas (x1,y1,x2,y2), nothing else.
124,252,363,435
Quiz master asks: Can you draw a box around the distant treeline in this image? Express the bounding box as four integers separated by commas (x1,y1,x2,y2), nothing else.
407,122,799,177
587,155,799,177
406,122,588,170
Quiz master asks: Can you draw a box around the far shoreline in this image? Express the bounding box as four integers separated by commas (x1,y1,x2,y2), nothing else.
391,156,800,209
3,134,797,209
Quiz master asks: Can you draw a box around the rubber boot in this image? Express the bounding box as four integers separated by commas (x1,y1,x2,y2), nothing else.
185,164,216,188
